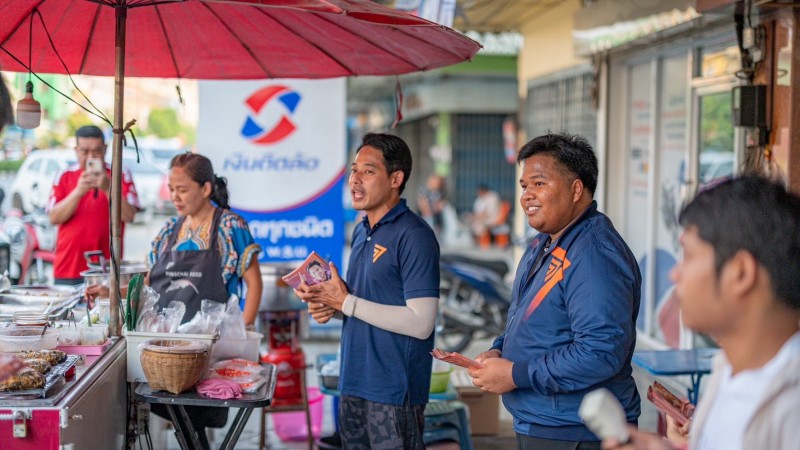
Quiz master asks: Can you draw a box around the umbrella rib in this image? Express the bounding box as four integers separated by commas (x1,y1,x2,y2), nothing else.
315,14,465,72
77,2,105,74
153,5,181,77
199,2,277,78
250,7,356,77
0,0,45,47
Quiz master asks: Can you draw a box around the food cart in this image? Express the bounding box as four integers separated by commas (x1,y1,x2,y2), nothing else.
0,285,129,449
0,339,127,449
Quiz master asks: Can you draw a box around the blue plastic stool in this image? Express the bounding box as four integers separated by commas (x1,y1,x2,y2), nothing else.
424,401,473,450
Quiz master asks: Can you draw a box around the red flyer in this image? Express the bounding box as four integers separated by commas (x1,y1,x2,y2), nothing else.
431,348,483,370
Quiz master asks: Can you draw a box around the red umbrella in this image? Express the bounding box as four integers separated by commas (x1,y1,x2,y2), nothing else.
0,0,481,336
0,0,479,78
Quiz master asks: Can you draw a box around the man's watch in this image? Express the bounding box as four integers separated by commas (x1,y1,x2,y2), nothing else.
245,323,256,332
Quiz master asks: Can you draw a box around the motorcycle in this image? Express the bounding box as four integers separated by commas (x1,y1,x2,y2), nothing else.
436,253,513,353
2,208,57,285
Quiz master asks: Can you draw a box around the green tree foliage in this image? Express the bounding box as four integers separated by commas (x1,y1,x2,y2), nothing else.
700,92,734,153
66,111,94,137
148,108,181,138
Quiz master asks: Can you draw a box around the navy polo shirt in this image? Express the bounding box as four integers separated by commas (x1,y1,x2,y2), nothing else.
339,199,440,406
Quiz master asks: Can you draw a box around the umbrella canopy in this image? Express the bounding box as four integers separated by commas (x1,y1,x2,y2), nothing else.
0,0,480,336
0,0,480,78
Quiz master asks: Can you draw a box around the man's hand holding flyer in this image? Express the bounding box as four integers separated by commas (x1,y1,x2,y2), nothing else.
431,348,483,369
281,251,332,289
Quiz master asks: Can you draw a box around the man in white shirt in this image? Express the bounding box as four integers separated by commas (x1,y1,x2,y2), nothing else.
470,184,501,246
603,175,800,450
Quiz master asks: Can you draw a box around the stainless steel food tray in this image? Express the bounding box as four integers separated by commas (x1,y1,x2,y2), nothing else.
0,354,80,399
0,285,83,319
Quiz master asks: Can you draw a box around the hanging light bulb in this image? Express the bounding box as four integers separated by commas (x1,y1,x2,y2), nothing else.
16,81,41,129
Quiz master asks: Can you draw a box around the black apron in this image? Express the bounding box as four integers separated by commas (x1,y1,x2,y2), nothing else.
149,207,228,323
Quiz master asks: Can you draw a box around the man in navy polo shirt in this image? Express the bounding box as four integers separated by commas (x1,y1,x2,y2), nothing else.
295,133,440,449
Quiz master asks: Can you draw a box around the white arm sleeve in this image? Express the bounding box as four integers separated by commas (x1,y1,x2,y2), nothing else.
341,294,438,340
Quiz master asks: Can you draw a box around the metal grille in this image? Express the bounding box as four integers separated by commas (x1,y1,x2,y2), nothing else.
451,114,517,214
525,71,597,148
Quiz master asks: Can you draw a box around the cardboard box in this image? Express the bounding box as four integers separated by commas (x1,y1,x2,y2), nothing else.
451,369,500,436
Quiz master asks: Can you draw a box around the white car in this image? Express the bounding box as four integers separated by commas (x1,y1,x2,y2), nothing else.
9,149,76,213
125,145,186,172
107,150,167,219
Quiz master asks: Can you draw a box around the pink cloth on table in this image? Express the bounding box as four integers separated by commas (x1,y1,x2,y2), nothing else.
196,378,243,399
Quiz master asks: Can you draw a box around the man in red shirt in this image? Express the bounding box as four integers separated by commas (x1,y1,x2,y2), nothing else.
47,125,140,285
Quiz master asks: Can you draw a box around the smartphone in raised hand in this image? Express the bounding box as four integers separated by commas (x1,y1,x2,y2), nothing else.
86,158,103,176
86,158,103,197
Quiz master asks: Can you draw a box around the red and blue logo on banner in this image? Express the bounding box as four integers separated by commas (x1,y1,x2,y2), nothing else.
240,85,301,145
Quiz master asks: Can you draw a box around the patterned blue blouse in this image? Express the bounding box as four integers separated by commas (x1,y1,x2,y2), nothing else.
147,209,262,297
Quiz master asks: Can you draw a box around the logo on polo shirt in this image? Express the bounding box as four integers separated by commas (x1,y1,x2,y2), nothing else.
372,244,387,263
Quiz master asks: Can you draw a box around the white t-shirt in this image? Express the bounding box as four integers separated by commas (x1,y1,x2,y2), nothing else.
695,332,800,450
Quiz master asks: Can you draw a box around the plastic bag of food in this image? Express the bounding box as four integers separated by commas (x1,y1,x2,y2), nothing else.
206,358,267,393
176,300,224,335
219,295,246,340
135,286,161,332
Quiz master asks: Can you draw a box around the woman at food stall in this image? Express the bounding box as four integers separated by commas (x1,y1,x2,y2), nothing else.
152,152,263,448
89,153,263,448
149,153,262,448
146,152,262,326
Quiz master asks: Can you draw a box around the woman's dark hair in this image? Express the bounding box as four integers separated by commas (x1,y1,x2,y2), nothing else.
170,153,229,210
680,175,800,310
517,131,598,196
358,132,413,194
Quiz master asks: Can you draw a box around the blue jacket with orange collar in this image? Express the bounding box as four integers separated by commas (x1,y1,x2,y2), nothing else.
491,201,641,441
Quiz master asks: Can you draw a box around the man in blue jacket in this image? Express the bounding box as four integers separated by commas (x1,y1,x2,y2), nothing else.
469,132,641,449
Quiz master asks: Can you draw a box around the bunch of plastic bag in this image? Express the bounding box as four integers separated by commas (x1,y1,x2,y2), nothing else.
219,295,247,339
206,358,268,393
135,296,186,333
176,300,225,335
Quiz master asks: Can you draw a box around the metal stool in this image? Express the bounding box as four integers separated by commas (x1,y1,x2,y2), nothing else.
259,365,314,450
424,401,473,450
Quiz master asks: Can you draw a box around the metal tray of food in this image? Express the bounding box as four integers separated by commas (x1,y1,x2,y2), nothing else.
0,285,83,319
0,354,79,399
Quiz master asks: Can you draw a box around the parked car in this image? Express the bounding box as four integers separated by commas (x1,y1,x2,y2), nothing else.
108,150,168,219
125,145,186,172
9,149,76,213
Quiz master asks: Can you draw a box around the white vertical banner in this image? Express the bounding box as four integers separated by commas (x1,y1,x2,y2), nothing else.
198,78,347,265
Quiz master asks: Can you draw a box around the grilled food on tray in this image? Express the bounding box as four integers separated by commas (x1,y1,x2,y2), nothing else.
0,368,46,391
22,358,52,375
13,349,67,366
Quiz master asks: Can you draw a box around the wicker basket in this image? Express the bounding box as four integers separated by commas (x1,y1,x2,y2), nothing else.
140,339,209,394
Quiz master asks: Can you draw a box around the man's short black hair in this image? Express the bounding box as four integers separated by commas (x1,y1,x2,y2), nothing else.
679,175,800,310
358,132,412,195
517,132,598,196
75,125,105,144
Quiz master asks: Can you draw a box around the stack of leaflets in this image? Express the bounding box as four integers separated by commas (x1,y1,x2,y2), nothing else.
431,348,483,369
647,380,695,427
281,251,332,289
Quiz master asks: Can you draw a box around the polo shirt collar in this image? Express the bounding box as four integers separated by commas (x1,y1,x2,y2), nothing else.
360,199,409,230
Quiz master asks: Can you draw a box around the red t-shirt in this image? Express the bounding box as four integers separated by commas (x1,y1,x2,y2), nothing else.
48,163,140,279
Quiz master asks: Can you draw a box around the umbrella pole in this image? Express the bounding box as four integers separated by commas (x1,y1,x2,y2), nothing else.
109,6,127,338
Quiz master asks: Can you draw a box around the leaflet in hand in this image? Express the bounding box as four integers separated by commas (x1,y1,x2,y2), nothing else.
646,381,695,427
281,251,332,289
431,348,483,369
